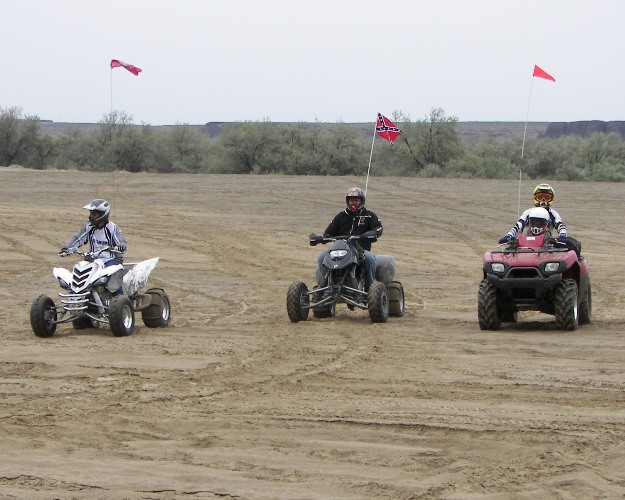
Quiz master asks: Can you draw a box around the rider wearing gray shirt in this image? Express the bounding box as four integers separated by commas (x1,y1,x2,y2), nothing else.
61,199,127,265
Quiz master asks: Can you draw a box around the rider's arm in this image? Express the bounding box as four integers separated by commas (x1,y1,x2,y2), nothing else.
111,223,128,250
369,212,383,239
322,213,342,238
506,209,531,238
548,208,567,237
63,223,91,250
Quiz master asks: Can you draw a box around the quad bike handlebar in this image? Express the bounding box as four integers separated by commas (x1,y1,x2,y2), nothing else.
309,232,378,246
498,236,568,250
58,246,123,261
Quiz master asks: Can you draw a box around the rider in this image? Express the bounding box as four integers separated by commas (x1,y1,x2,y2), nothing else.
60,198,127,268
315,187,383,291
499,183,568,244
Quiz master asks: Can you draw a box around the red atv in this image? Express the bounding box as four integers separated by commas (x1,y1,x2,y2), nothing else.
478,233,591,330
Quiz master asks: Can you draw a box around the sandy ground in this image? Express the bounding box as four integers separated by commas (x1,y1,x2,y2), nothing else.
1,168,625,499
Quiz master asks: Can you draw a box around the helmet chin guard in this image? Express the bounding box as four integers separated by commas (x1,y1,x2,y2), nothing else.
527,206,549,236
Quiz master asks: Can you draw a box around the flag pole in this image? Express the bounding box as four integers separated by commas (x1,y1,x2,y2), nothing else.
517,169,522,218
364,122,377,196
521,75,535,159
110,67,113,114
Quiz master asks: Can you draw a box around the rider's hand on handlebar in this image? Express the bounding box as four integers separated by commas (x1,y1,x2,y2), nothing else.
112,245,126,253
309,234,323,246
59,247,70,257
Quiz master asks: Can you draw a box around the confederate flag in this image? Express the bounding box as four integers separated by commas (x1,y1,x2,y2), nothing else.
376,113,402,144
110,59,142,76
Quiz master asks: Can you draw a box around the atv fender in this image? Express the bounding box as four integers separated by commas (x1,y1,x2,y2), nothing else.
375,255,396,284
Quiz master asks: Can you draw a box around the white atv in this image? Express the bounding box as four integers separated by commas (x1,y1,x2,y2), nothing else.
30,247,171,337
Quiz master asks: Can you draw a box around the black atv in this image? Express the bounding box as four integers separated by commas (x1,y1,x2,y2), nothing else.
287,234,404,323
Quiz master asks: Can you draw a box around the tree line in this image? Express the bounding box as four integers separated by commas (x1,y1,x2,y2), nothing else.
2,106,625,181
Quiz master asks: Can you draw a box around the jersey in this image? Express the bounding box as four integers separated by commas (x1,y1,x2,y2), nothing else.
64,221,127,261
323,208,383,251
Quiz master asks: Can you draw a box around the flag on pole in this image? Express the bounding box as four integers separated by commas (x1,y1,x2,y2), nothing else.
532,65,555,82
375,113,402,144
110,59,142,76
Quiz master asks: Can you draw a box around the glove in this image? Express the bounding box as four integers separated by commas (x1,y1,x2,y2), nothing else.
309,234,322,246
113,245,126,253
59,247,69,257
558,234,568,244
498,235,511,244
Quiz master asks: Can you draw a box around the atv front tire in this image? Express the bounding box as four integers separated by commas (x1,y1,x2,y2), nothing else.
478,280,501,330
554,279,579,331
109,295,135,337
141,288,171,328
30,295,57,338
368,281,389,323
287,281,310,323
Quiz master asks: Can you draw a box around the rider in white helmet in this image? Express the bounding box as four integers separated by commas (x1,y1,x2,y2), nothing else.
60,198,127,269
499,183,567,244
523,207,551,236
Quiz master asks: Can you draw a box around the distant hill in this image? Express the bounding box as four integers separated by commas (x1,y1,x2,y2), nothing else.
544,121,625,138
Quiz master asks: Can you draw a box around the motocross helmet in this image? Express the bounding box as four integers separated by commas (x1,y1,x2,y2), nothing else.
345,187,365,214
533,183,554,207
527,207,550,235
83,199,110,227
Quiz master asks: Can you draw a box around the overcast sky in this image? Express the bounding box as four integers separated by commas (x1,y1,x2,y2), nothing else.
2,0,623,125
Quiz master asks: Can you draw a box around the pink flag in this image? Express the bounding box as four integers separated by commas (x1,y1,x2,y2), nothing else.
533,65,555,82
375,113,402,144
110,59,142,76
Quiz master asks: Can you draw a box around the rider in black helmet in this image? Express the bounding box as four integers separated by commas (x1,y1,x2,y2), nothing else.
315,187,383,291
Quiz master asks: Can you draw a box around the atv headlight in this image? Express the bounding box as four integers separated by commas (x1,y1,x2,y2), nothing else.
57,278,70,290
491,263,505,273
329,249,348,259
545,262,560,272
94,276,109,286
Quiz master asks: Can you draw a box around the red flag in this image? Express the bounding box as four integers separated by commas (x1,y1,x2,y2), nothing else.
533,65,555,82
110,59,142,76
376,113,402,144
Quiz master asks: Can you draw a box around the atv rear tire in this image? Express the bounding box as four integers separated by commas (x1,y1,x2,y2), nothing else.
387,281,405,317
579,282,592,325
368,281,389,323
287,281,310,323
478,280,500,330
141,288,171,328
109,295,135,337
30,295,57,338
554,279,579,331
